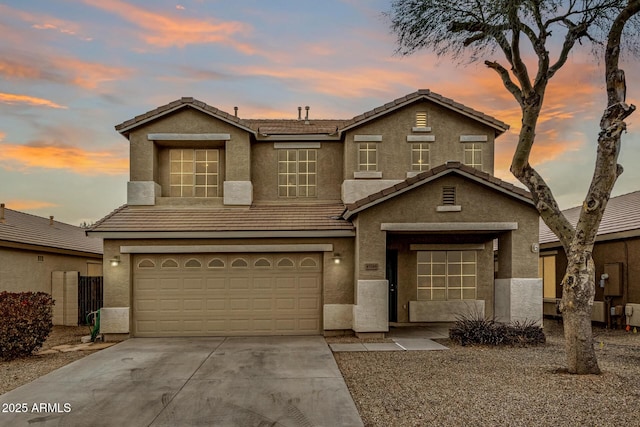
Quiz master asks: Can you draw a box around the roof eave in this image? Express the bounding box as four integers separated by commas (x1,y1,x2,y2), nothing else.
339,93,509,135
115,102,256,137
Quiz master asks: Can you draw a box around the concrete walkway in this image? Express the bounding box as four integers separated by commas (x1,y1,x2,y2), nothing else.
329,325,450,352
0,336,363,427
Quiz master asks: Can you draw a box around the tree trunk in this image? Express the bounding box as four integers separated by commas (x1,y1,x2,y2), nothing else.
560,253,601,374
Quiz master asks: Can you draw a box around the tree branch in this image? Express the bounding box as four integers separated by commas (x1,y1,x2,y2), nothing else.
484,60,524,105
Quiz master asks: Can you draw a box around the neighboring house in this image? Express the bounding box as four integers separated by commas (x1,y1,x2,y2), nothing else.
88,89,541,340
0,203,103,293
539,190,640,327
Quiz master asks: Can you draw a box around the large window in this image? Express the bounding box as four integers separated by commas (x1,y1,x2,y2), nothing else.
278,149,317,197
464,143,483,170
411,143,430,171
417,251,477,301
358,143,378,171
170,149,219,197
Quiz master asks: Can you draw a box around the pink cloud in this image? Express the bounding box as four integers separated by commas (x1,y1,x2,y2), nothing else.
4,199,59,210
0,142,128,176
82,0,255,53
0,92,67,109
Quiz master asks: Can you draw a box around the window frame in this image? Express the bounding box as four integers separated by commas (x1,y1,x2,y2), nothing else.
411,143,430,171
277,149,317,198
417,251,477,301
358,142,378,172
463,143,483,170
169,148,220,198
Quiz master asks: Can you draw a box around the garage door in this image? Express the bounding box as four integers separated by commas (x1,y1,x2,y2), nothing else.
132,253,322,337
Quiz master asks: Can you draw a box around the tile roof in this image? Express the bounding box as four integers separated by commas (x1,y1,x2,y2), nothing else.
90,204,353,233
0,205,103,255
340,89,510,134
246,120,343,135
114,90,509,137
343,162,532,219
539,190,640,245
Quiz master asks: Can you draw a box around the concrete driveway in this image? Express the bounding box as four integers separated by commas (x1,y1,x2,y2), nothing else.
0,336,363,427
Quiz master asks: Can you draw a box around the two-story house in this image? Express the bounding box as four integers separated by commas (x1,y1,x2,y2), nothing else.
88,90,542,340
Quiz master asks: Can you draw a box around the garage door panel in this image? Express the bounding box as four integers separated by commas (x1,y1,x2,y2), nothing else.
133,253,322,337
206,278,226,290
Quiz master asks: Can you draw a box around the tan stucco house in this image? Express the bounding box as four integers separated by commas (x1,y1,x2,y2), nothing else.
0,204,103,293
89,89,542,340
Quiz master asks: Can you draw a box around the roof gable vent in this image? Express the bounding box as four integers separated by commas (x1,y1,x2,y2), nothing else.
442,186,456,205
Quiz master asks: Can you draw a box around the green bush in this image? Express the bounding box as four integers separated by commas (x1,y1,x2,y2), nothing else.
449,313,545,347
0,292,54,360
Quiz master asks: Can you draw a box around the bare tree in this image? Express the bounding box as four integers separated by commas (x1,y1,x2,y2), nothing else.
388,0,640,374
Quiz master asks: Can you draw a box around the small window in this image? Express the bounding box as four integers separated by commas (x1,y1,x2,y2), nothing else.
411,143,430,171
208,258,225,268
37,255,44,262
442,187,456,205
415,112,428,128
464,143,482,170
358,143,377,171
137,259,156,269
254,258,272,268
300,257,318,268
277,258,295,268
185,258,202,268
161,259,179,268
231,258,248,268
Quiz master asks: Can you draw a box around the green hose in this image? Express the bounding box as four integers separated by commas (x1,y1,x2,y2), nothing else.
86,310,100,342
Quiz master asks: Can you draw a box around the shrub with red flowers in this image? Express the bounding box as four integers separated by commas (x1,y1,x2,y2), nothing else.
0,292,54,360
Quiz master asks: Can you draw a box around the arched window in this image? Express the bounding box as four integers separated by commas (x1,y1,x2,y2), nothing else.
185,258,202,268
300,257,318,268
208,258,225,268
231,258,249,268
254,258,272,268
277,257,295,268
137,259,156,269
161,258,179,268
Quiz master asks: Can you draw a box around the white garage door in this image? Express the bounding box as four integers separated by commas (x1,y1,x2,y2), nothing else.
132,253,322,337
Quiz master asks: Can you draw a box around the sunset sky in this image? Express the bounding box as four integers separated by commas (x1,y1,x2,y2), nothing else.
1,0,639,226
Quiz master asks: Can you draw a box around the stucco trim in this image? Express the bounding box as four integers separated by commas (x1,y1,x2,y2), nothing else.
381,222,518,232
353,171,383,179
459,135,488,142
258,134,340,141
273,142,322,149
410,243,486,250
147,133,231,141
353,135,383,142
120,244,334,254
89,230,354,239
406,135,435,142
412,127,432,132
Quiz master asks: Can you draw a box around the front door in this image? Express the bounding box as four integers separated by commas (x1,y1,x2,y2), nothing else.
386,250,398,322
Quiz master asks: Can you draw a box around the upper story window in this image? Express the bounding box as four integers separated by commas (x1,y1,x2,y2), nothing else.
170,149,219,197
278,149,317,198
415,112,428,128
463,144,482,170
411,143,430,171
358,143,378,171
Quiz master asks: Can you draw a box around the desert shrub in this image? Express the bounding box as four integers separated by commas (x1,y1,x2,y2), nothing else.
449,313,545,347
0,292,54,360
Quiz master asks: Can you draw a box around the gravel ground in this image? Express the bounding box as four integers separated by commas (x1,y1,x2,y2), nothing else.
0,325,95,395
3,321,639,427
332,320,640,427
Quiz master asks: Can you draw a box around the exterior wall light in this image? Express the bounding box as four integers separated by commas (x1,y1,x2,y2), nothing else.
110,255,121,267
332,253,342,265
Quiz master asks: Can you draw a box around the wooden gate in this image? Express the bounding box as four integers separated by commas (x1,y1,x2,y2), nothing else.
78,275,103,325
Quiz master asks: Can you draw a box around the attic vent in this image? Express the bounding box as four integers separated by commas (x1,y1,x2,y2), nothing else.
442,186,456,205
416,112,427,128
